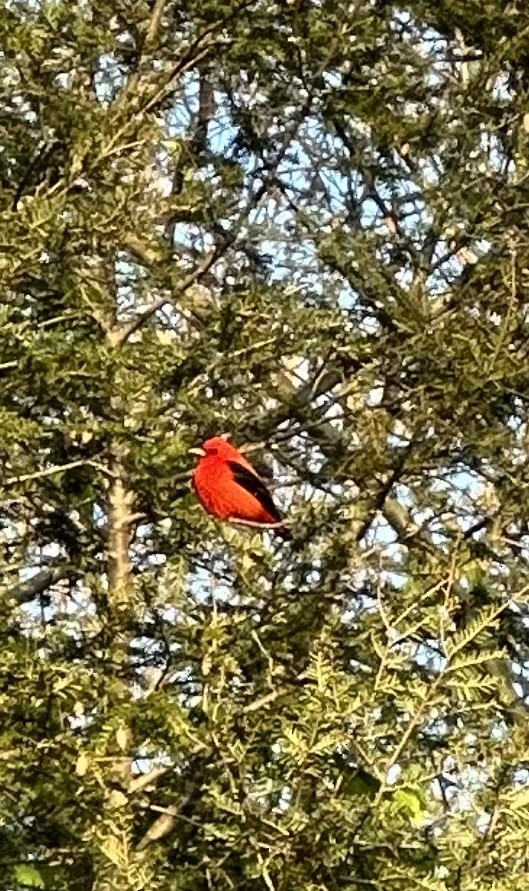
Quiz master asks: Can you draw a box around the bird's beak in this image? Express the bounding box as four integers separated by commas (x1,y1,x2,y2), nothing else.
189,447,206,457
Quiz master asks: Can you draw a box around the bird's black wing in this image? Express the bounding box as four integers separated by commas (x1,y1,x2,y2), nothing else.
227,460,282,523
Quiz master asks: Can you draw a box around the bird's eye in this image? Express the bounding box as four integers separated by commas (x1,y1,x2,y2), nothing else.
208,448,218,456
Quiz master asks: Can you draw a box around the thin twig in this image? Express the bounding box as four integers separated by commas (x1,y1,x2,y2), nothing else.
227,517,285,531
113,244,223,346
242,690,281,714
3,457,112,487
4,459,89,486
129,766,170,794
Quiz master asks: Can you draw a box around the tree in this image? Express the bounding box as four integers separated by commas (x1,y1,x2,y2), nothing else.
0,0,528,889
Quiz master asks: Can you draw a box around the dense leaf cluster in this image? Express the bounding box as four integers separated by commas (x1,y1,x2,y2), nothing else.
0,1,528,889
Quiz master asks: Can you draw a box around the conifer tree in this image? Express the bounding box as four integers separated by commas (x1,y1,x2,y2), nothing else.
1,2,529,889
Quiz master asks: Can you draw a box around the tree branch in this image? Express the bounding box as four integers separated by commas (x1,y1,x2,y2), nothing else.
107,443,134,599
4,566,68,606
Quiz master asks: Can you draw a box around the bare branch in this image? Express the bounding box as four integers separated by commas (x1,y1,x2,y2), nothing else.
4,459,89,487
129,766,170,795
227,517,286,532
3,567,68,606
136,808,178,852
140,0,256,117
112,245,221,346
107,443,134,598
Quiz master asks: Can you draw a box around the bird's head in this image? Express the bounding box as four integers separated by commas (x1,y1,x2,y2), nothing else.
189,434,238,461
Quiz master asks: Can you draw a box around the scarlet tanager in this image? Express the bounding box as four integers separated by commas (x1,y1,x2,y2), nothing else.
190,436,291,539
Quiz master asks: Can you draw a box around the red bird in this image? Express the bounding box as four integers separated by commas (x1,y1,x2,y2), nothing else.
190,436,291,539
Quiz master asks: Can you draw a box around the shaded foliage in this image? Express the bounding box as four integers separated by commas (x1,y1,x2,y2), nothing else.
0,1,528,890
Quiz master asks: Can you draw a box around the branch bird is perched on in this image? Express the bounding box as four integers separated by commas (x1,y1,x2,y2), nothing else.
190,436,291,539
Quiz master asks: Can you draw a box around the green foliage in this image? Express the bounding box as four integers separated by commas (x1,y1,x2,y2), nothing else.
0,0,528,889
13,865,46,889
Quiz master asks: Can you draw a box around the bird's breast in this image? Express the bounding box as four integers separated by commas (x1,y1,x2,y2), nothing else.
193,461,238,519
193,459,275,523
